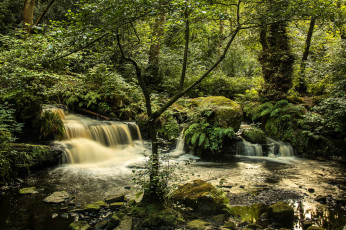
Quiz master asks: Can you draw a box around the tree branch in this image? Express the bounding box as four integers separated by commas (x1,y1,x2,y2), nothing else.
151,27,240,120
35,0,56,26
179,6,190,92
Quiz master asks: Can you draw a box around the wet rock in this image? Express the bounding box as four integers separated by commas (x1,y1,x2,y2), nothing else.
308,188,315,193
260,212,269,220
105,193,125,203
19,187,38,195
223,220,236,229
61,213,69,219
1,185,9,191
246,224,262,230
314,196,327,204
238,221,250,228
186,219,210,230
68,221,91,230
242,127,267,144
212,214,227,223
94,220,108,230
106,214,120,229
83,201,108,212
70,208,84,213
306,226,324,230
109,202,126,210
15,178,24,183
172,180,230,215
114,215,132,230
302,221,313,229
43,191,70,204
268,201,294,228
52,213,58,219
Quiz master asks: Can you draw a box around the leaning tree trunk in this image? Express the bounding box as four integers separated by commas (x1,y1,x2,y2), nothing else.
23,0,35,33
295,16,316,94
259,22,295,100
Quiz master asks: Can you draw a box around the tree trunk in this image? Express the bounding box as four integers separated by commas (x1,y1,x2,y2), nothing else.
179,7,190,92
259,22,295,100
35,0,56,26
296,17,316,94
23,0,35,33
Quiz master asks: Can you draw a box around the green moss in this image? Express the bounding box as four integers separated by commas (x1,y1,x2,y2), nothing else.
172,180,230,215
306,226,324,230
83,201,108,212
242,127,266,144
68,221,90,230
268,201,294,228
19,187,38,195
107,214,121,229
186,219,210,230
109,202,126,210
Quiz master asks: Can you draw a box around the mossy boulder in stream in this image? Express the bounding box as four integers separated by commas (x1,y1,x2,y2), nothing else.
69,221,90,230
19,187,38,195
180,96,243,131
242,127,266,144
186,219,211,230
268,201,294,228
83,201,108,212
172,180,230,215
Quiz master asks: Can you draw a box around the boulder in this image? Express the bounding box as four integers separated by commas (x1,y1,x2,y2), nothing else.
172,180,230,215
107,214,121,229
43,191,70,204
268,202,294,228
242,127,266,144
83,201,108,212
105,193,125,203
68,221,90,230
181,96,243,132
186,219,211,230
19,187,38,195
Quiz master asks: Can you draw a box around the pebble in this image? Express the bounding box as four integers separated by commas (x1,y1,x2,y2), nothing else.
61,213,69,219
308,188,315,193
52,213,58,219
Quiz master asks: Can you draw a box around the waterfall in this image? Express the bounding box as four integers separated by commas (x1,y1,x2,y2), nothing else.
170,128,185,157
267,138,294,157
47,106,144,165
236,137,263,156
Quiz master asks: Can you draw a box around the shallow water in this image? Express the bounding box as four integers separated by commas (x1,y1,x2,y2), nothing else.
1,149,345,229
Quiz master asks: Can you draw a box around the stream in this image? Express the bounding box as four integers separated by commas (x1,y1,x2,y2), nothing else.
0,108,345,230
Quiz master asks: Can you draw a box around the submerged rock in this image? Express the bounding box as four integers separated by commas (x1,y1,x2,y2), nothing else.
68,221,90,230
186,219,211,230
172,180,230,215
43,191,70,204
268,201,294,228
19,187,38,195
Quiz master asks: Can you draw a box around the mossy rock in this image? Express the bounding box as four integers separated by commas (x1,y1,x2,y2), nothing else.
69,221,90,230
172,180,230,215
110,202,126,210
107,214,121,229
242,127,266,144
83,200,108,212
180,96,243,132
306,227,324,230
186,219,210,230
19,187,38,195
268,201,294,228
223,220,236,229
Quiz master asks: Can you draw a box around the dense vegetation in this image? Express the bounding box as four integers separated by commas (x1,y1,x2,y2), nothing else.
0,0,345,209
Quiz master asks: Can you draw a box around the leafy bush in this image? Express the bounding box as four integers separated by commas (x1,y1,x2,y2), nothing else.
184,122,234,155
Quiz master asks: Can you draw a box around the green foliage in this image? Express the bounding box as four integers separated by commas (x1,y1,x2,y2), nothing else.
184,122,234,154
35,110,65,141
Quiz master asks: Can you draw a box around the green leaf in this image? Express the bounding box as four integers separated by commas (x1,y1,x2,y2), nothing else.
198,133,206,146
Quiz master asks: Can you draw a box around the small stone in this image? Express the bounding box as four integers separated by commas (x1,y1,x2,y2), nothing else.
15,178,24,183
52,213,58,219
308,188,315,193
239,185,245,189
68,221,91,230
299,185,303,189
124,186,131,190
19,187,38,195
61,213,69,219
43,191,70,204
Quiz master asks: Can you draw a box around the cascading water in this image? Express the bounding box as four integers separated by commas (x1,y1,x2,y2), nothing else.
170,128,185,157
236,137,263,156
267,138,294,157
45,106,145,166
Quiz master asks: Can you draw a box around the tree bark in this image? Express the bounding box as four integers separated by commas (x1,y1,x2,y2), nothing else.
179,7,190,92
35,0,56,26
296,16,316,94
23,0,35,33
